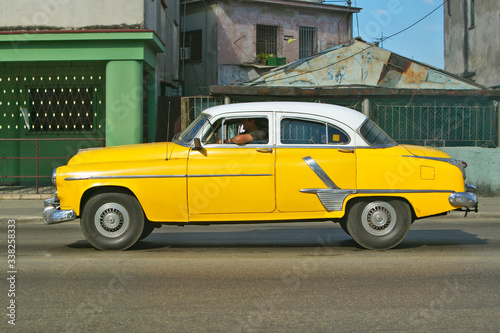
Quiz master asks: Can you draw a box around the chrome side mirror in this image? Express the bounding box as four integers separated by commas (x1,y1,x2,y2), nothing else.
193,138,202,150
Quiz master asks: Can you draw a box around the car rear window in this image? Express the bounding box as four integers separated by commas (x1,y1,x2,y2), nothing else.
360,119,395,146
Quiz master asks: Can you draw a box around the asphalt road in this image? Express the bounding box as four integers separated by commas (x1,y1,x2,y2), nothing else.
1,217,499,333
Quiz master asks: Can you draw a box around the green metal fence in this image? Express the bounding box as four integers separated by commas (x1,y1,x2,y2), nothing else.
371,102,498,148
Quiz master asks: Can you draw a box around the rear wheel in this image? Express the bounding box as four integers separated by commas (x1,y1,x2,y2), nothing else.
346,199,411,250
81,192,145,250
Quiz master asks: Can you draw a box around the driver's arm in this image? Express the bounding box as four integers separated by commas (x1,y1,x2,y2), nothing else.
230,133,254,144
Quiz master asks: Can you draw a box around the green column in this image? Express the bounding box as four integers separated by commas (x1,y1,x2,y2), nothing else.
147,70,157,142
105,60,143,147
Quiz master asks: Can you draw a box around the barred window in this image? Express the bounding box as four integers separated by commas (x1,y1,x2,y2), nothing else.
299,26,317,59
182,30,202,62
256,24,278,56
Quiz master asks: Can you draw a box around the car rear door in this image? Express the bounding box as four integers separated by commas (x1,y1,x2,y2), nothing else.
275,114,357,213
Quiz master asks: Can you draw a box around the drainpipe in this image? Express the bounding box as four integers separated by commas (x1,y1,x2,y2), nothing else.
497,101,500,148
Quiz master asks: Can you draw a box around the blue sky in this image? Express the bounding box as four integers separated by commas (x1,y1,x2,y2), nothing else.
350,0,444,69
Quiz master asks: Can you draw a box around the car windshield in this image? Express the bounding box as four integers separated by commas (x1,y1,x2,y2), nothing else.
175,114,210,145
360,119,396,146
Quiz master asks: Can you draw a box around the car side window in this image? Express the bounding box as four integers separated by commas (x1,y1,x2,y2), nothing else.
224,117,269,144
281,118,325,144
328,124,350,144
281,118,349,145
202,117,269,145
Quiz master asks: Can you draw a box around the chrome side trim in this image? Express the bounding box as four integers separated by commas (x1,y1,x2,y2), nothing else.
357,189,455,194
300,188,457,211
302,156,339,189
300,189,355,211
276,145,355,149
66,174,272,181
65,175,187,181
402,155,453,163
188,174,272,178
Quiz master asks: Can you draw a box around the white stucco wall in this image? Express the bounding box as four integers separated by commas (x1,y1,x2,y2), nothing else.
0,0,144,29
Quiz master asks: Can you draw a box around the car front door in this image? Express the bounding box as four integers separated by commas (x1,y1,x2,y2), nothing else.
187,113,276,216
275,114,357,213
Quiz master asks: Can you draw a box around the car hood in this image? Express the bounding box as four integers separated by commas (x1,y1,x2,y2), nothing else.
67,142,178,166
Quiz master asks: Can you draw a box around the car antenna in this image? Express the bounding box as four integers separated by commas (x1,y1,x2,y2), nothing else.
165,101,171,161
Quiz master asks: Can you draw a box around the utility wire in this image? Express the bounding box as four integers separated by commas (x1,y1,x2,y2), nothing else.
255,0,448,85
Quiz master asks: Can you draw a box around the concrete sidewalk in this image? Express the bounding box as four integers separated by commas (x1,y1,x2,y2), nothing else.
1,197,499,222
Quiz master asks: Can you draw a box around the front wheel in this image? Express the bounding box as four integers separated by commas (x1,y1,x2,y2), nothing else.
81,192,145,250
346,199,412,250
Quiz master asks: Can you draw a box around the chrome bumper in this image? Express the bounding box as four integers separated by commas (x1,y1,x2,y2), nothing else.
449,184,478,211
43,197,76,225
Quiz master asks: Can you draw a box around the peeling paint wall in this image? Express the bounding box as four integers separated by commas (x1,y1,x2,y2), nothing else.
444,0,500,88
217,0,352,65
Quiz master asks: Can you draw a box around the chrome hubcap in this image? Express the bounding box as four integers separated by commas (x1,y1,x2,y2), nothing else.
361,201,396,236
94,203,130,238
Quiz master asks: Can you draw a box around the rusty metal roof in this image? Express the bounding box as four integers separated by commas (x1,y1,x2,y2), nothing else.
245,38,486,90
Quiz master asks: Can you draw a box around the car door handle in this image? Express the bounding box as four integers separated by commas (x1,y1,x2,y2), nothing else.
257,148,273,153
338,148,355,153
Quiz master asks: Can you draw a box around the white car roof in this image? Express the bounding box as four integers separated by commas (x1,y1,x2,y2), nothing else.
202,102,368,130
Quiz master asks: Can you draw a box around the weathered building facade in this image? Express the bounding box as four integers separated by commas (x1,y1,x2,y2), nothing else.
444,0,500,89
0,0,180,189
181,0,359,95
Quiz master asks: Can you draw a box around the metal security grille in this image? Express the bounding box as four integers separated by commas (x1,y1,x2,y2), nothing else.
180,96,224,130
0,63,106,190
299,26,317,59
256,24,278,55
371,103,498,148
182,30,202,62
0,64,105,137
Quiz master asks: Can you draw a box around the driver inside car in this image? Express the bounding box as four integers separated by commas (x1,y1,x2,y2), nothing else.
228,118,268,144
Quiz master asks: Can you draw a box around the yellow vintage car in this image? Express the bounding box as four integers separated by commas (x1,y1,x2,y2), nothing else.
43,102,478,250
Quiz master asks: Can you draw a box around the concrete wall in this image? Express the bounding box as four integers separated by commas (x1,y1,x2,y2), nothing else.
181,1,219,95
441,147,500,196
0,0,144,29
145,0,180,95
444,0,500,88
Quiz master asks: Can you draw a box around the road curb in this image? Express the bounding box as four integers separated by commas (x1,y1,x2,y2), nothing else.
0,194,52,200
